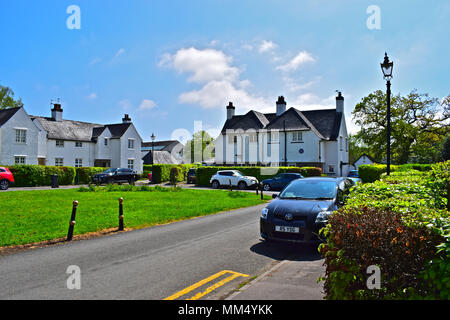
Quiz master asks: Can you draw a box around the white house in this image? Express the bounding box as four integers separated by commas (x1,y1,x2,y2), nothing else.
353,154,374,170
215,92,350,176
0,103,144,173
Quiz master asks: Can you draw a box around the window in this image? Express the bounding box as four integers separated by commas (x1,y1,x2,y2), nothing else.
292,131,303,142
15,129,27,144
104,138,108,146
56,140,64,148
55,158,64,166
269,131,279,142
75,158,82,167
328,165,335,173
128,139,134,149
339,137,343,151
127,159,134,170
14,156,26,165
249,134,257,143
75,141,83,148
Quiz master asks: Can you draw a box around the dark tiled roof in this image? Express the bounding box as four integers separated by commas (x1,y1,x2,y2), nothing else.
32,117,103,142
142,140,182,152
142,150,182,164
0,107,20,126
104,123,132,139
221,107,341,141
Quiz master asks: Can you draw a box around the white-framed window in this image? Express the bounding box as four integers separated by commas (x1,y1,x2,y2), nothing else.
55,158,64,166
292,131,303,142
75,141,83,148
14,156,26,165
249,134,257,143
56,140,64,148
75,158,83,167
127,159,134,170
104,138,108,146
128,139,134,149
15,129,27,144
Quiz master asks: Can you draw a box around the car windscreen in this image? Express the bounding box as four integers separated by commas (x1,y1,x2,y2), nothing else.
279,180,336,200
103,168,117,173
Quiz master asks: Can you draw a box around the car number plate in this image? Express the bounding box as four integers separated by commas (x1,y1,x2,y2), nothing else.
275,226,300,233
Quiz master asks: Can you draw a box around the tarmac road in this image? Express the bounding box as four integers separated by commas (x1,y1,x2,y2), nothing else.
0,203,323,300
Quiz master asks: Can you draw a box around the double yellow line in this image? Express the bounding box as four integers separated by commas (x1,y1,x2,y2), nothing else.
164,270,249,300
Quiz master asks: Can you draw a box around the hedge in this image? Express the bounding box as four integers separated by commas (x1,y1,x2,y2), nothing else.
2,165,107,187
144,164,198,184
319,161,450,299
195,166,322,187
358,163,433,183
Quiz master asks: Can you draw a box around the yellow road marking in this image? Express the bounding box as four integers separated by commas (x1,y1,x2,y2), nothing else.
164,270,249,300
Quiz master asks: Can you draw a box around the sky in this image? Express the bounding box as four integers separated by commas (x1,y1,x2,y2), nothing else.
1,0,449,143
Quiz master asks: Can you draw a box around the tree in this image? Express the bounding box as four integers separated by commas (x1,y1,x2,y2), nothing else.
183,130,215,163
441,134,450,161
352,90,449,164
0,85,23,109
348,134,375,164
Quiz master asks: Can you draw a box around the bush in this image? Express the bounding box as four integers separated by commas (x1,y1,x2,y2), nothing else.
75,167,107,184
319,163,450,299
195,166,322,187
170,167,179,185
4,165,78,187
146,164,197,184
358,163,433,183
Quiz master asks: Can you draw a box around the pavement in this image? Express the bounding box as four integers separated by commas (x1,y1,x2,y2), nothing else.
225,258,325,300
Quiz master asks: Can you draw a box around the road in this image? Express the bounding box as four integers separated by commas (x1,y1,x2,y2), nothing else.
0,204,323,300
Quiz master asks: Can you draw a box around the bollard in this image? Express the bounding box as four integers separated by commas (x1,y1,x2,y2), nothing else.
256,183,259,195
260,183,263,200
229,179,232,192
67,200,78,241
118,197,124,231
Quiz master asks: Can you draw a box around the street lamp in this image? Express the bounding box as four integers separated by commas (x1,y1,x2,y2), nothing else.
151,133,156,181
381,52,393,175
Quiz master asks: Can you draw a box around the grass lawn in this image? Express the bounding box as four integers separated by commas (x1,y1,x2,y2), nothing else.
0,186,270,247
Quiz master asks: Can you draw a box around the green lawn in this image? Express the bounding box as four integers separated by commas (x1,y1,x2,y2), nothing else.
0,186,270,247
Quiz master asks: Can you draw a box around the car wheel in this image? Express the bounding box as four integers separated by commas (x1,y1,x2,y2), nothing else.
0,180,9,190
263,183,271,191
238,181,247,190
211,180,220,189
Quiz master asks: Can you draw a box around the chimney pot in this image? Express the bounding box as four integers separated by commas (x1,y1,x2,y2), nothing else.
226,102,235,120
122,114,132,123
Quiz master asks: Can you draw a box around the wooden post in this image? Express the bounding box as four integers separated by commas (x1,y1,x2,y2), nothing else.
67,201,78,241
119,197,124,231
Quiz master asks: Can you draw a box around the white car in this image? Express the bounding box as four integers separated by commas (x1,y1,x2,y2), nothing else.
210,170,259,190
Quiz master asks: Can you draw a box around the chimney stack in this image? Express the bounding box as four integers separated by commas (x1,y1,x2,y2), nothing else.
226,102,235,120
336,91,344,113
51,101,63,122
122,114,132,123
276,96,286,116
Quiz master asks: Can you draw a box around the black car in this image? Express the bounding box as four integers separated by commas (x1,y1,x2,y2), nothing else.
260,177,354,244
261,173,304,191
92,168,138,185
187,168,196,184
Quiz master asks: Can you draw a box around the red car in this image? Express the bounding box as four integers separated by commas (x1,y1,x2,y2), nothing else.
0,167,14,190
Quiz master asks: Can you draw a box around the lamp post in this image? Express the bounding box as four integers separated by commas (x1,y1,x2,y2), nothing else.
151,133,155,179
381,52,394,176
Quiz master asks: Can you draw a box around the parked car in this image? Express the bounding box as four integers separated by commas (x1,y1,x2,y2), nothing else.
0,167,14,190
347,170,362,184
187,168,197,184
261,173,304,191
210,170,258,190
260,177,354,244
92,168,138,185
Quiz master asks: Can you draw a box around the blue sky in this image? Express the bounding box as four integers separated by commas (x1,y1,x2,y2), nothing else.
1,0,449,142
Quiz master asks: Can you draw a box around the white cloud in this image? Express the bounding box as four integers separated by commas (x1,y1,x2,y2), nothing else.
87,93,97,100
118,99,133,110
179,80,270,111
276,51,315,72
138,99,157,111
258,40,277,53
113,48,126,59
160,47,240,83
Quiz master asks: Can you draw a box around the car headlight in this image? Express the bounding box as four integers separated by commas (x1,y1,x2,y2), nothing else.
261,208,269,219
315,211,333,223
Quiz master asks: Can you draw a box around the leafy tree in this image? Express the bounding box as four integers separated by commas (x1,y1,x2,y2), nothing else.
183,130,215,163
348,134,375,164
0,85,23,109
352,90,449,164
441,134,450,161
